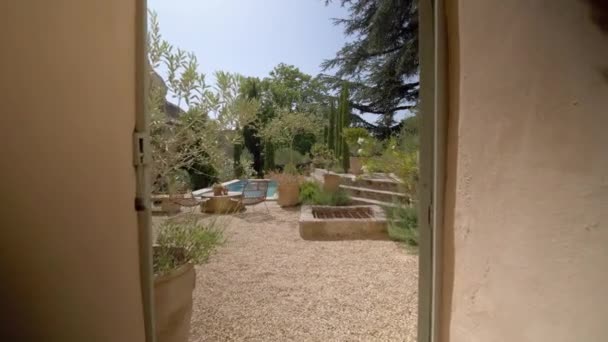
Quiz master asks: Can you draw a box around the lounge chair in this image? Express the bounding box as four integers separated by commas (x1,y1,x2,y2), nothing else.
232,179,270,212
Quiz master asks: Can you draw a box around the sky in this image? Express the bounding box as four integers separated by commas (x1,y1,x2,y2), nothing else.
148,0,349,81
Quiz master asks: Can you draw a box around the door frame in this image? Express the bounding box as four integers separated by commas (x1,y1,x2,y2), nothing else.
134,0,155,341
418,0,448,341
133,1,449,341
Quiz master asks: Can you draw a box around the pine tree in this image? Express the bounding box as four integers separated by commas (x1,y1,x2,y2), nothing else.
322,0,418,119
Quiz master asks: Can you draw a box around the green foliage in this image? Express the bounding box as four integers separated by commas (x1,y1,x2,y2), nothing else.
342,127,370,147
242,125,262,176
310,143,336,168
263,141,276,171
337,85,351,172
186,161,218,190
239,148,257,179
259,111,322,167
275,148,309,166
148,11,219,194
341,140,350,172
293,132,316,155
299,183,352,206
363,138,418,194
265,63,329,114
385,205,418,247
328,101,336,152
154,216,223,275
283,162,299,175
299,181,322,203
362,117,419,193
233,144,243,178
313,189,352,206
322,0,418,116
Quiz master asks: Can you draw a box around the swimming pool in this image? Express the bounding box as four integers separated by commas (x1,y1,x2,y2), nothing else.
225,179,278,198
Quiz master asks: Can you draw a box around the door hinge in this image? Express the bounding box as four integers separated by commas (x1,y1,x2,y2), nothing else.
133,132,150,166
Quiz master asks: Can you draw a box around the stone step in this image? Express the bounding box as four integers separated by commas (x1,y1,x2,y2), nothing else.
350,196,401,209
340,185,410,204
340,176,404,193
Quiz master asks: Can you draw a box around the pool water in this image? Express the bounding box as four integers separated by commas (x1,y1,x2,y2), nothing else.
226,180,278,198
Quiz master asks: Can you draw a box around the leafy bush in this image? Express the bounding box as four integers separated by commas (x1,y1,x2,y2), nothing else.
385,205,418,247
293,132,316,155
154,216,223,275
363,137,418,194
299,182,352,206
310,143,337,168
187,161,219,190
343,127,370,147
274,148,310,166
239,148,257,178
299,181,322,203
323,189,352,206
283,162,299,175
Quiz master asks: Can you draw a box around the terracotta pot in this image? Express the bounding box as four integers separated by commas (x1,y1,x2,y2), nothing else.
154,261,195,342
323,173,341,193
277,182,300,207
349,156,363,175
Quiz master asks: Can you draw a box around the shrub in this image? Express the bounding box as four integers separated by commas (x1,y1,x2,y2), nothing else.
187,161,218,190
342,127,370,148
268,169,304,186
362,137,418,194
299,181,321,203
385,205,418,247
274,148,310,166
326,189,352,206
154,216,224,275
299,184,352,206
310,143,336,169
283,162,299,175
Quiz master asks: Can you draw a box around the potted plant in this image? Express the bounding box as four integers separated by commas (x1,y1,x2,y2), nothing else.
212,183,227,196
343,127,371,175
158,171,191,215
270,163,304,207
153,216,223,342
310,143,336,171
323,164,343,193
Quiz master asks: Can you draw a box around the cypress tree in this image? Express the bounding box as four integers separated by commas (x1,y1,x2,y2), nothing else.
336,95,343,158
339,85,350,172
233,144,243,178
263,141,275,171
328,101,336,152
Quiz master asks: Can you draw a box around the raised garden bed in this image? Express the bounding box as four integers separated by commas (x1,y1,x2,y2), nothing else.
299,205,388,241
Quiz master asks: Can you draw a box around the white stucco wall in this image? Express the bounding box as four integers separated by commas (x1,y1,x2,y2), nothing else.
442,0,608,341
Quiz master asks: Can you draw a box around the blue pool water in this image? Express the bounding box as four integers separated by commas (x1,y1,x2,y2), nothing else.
225,180,278,198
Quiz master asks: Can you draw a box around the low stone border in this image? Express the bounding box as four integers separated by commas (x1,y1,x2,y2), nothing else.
299,205,388,241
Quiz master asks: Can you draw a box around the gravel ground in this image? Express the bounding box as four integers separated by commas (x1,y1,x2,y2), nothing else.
179,202,418,342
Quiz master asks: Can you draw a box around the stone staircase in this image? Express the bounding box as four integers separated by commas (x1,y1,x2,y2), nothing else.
341,176,410,208
313,168,412,208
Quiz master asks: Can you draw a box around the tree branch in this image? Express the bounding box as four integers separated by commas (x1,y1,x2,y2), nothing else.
350,102,414,115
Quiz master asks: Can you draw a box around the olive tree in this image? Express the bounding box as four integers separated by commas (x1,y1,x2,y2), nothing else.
259,111,322,166
148,11,225,194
